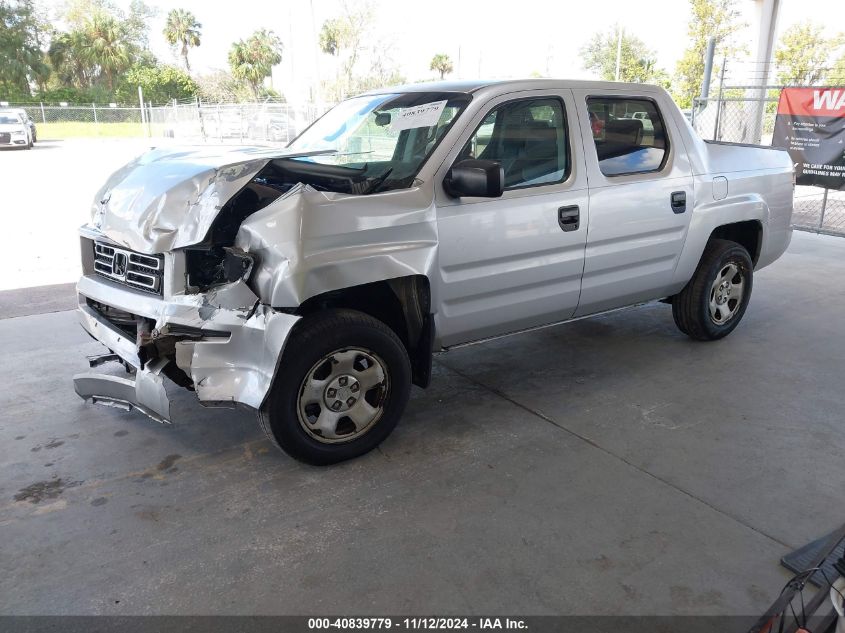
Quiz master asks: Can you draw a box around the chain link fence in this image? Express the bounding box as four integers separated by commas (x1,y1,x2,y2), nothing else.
1,99,333,144
4,102,144,138
692,86,845,236
147,101,332,144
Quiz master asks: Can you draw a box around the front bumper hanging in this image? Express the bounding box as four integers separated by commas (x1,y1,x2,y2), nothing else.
73,273,301,423
74,357,171,424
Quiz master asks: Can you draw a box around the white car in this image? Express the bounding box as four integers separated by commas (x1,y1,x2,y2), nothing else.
0,111,33,149
11,108,37,143
628,110,655,133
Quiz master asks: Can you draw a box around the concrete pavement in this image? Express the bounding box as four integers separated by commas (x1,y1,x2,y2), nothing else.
2,230,843,615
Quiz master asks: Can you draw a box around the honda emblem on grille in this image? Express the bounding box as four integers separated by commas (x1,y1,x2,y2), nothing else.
112,252,128,278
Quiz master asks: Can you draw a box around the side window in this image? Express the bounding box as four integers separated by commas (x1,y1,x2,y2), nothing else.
460,98,568,189
587,97,668,176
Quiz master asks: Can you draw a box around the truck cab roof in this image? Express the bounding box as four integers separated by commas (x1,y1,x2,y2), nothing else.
363,78,668,96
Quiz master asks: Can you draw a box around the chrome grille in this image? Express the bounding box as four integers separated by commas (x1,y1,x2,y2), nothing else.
93,242,164,294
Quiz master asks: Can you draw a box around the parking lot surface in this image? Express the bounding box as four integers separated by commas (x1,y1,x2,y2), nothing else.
2,230,843,615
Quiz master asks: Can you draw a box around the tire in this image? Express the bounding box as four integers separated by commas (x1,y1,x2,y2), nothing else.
258,309,412,465
672,239,753,341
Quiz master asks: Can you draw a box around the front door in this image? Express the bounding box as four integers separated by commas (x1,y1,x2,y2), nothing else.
433,90,589,348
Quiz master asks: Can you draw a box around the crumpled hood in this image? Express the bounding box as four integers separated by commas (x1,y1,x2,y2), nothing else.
89,145,329,254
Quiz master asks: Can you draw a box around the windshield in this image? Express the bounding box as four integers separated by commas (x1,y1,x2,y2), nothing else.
286,91,470,193
0,114,22,125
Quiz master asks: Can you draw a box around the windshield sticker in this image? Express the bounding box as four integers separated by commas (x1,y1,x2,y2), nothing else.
390,100,448,132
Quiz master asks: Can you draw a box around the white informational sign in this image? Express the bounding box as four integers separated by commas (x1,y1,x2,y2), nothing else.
390,100,448,132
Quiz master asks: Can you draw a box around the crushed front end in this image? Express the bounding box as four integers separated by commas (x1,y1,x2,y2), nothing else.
74,227,300,422
72,146,310,423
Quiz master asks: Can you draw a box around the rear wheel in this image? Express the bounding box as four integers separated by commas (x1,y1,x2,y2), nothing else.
258,309,411,465
672,239,753,341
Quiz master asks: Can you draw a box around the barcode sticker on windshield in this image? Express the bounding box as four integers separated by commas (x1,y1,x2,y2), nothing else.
390,100,448,132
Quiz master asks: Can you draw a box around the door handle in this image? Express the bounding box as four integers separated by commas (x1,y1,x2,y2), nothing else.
671,191,687,214
558,205,580,232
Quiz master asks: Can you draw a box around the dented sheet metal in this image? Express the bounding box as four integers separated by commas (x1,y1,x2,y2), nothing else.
76,274,300,411
181,304,298,408
235,182,439,307
90,146,334,254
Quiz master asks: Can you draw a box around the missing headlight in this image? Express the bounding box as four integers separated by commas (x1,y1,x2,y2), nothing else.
185,247,254,291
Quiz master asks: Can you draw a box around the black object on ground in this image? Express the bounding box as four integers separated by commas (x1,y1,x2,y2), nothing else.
782,529,845,588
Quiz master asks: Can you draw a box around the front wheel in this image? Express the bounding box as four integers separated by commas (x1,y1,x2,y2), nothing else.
672,239,753,341
258,309,411,465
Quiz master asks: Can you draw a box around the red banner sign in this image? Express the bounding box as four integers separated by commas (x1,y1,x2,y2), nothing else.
772,87,845,190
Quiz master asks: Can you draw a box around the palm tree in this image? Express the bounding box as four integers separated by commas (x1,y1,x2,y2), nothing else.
163,9,202,72
430,53,454,79
228,30,283,99
82,13,131,91
48,30,91,88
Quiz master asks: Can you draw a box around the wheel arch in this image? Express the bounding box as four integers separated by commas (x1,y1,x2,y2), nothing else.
708,220,762,265
293,275,434,389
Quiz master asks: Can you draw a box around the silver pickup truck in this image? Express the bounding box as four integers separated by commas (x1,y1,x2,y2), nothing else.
74,79,794,464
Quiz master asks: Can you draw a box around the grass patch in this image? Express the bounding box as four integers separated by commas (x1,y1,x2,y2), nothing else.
38,121,149,139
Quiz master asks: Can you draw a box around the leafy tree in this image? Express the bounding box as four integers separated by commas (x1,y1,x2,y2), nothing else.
195,69,252,102
48,30,91,88
81,12,132,91
124,0,156,49
429,53,453,79
318,18,344,57
62,0,153,49
673,0,744,108
0,0,50,97
228,29,283,99
580,26,667,83
163,8,201,72
46,0,154,93
318,2,372,80
774,21,844,85
341,42,405,97
117,63,198,103
831,54,845,85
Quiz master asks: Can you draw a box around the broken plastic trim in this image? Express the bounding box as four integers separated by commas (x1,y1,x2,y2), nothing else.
74,358,171,424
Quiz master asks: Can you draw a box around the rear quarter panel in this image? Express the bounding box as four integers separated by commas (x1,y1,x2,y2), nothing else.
671,138,793,286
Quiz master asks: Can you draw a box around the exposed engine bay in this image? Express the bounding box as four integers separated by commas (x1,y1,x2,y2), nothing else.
181,157,400,290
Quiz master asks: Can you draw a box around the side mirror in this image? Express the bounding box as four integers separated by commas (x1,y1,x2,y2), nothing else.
443,159,504,198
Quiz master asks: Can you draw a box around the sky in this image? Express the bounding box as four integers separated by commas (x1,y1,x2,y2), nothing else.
51,0,845,102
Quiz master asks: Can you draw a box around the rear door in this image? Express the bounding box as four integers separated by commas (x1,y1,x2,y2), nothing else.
572,90,694,316
433,89,589,347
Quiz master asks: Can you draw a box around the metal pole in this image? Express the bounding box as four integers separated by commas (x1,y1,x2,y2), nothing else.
217,103,222,142
713,58,727,141
700,36,716,102
819,188,829,230
39,102,46,124
748,0,781,145
138,85,146,137
615,27,623,81
196,95,206,142
92,102,98,136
